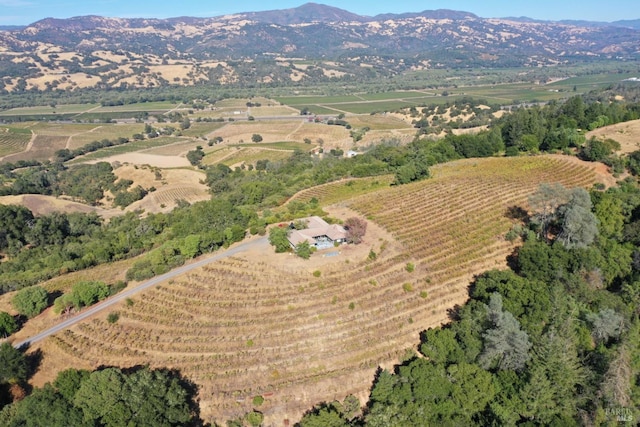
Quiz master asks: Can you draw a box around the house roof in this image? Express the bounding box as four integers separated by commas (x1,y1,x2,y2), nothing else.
287,216,346,246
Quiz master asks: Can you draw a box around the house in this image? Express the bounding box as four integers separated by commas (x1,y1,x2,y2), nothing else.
287,216,347,250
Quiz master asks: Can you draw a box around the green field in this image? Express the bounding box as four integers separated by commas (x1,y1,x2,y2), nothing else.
0,104,99,116
93,101,180,113
295,106,342,115
358,91,435,101
274,95,365,105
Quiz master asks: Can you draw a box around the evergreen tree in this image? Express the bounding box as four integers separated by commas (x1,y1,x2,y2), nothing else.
477,293,532,372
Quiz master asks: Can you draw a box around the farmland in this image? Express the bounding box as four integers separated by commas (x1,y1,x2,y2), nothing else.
32,155,607,424
0,126,31,157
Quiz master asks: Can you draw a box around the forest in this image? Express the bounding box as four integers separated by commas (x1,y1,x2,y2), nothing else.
1,84,640,425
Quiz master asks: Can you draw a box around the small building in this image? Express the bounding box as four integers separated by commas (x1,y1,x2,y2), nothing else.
287,216,347,250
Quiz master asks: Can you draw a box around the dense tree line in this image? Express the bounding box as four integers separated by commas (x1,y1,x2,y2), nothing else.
0,365,204,427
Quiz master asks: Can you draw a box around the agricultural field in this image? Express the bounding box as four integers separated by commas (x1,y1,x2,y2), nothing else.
31,154,608,424
202,146,296,167
70,136,193,163
66,124,144,149
179,121,227,138
92,101,181,113
207,120,348,146
202,141,315,167
284,175,395,207
3,134,68,163
0,126,32,157
345,114,414,131
0,104,99,116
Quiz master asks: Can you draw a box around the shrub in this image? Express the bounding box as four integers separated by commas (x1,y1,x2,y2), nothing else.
107,312,120,324
246,411,264,427
405,262,415,273
252,395,264,406
0,311,18,336
403,283,414,292
12,286,48,318
313,270,321,278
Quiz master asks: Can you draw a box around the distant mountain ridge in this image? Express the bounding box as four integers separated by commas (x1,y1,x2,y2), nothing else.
0,3,638,92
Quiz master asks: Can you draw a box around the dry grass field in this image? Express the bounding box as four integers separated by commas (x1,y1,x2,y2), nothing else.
110,164,210,214
586,119,640,154
22,154,608,425
0,195,119,217
202,146,295,167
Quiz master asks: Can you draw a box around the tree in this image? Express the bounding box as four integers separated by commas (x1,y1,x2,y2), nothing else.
179,234,201,258
295,240,312,259
587,308,625,344
12,286,48,318
0,311,18,337
477,293,532,372
344,217,367,244
53,368,91,402
251,134,263,143
299,404,349,427
0,342,27,384
53,281,109,314
1,384,90,427
528,183,570,240
73,367,194,427
186,147,205,166
268,226,290,253
520,326,585,423
557,188,598,249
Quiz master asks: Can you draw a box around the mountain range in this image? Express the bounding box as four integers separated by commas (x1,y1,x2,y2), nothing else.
0,3,639,92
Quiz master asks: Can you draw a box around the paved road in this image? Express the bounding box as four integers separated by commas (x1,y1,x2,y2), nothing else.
13,236,269,349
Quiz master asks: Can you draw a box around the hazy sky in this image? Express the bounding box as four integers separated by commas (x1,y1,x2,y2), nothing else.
1,0,638,25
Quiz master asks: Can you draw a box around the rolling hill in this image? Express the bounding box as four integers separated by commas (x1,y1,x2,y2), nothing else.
0,3,639,92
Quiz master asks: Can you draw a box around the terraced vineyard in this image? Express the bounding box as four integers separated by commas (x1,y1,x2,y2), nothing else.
285,175,395,207
43,155,606,424
3,134,67,162
0,126,31,157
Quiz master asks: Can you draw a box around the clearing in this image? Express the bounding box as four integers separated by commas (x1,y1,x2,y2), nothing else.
586,119,640,154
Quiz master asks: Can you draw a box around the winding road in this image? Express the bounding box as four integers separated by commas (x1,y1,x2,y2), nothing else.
13,236,269,349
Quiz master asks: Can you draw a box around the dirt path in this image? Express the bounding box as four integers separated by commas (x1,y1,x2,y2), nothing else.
66,125,102,149
285,119,305,140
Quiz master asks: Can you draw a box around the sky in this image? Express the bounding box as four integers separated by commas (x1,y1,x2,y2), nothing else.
0,0,638,26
